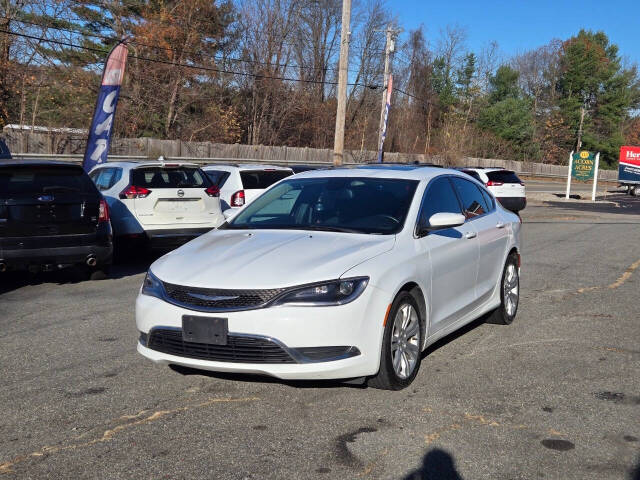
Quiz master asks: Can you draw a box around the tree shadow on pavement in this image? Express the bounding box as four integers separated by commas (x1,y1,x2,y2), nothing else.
403,449,463,480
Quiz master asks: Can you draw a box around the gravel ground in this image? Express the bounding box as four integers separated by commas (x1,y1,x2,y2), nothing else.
1,191,639,480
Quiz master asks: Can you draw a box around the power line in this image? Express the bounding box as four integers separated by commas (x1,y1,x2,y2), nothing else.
0,28,380,89
2,15,373,76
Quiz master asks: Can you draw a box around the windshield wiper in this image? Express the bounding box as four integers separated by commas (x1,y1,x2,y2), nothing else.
295,225,364,234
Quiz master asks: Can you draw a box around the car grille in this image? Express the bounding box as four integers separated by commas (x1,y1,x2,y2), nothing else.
162,282,287,311
147,328,296,364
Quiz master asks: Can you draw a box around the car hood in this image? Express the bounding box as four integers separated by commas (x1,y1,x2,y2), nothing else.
151,229,395,289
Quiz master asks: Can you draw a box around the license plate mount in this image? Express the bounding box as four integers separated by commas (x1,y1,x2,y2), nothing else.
182,315,228,345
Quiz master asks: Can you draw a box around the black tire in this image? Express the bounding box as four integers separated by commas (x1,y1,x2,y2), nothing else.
486,253,519,325
86,264,111,281
368,292,423,390
631,186,638,197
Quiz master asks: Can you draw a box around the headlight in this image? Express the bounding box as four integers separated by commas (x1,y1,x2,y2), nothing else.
141,270,164,299
271,277,369,307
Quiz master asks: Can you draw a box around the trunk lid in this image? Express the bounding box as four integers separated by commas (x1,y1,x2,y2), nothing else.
0,165,101,239
130,166,223,226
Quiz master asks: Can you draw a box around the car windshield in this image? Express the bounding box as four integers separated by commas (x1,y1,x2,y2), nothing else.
226,177,418,234
0,165,96,195
131,167,210,188
240,170,293,189
486,170,522,184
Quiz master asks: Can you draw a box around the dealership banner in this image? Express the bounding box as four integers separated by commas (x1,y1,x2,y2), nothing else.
619,146,640,183
377,74,393,163
82,41,128,172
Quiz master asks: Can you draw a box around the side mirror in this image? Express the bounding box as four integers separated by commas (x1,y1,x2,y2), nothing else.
417,212,466,237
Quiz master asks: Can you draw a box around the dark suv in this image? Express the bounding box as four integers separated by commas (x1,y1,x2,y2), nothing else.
0,161,113,278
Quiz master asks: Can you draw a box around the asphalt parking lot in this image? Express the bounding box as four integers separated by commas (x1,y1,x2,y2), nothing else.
1,190,639,479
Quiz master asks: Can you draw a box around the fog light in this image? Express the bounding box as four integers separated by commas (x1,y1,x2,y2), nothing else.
339,281,354,295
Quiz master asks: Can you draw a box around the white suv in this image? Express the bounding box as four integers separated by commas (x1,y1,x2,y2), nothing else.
89,161,225,249
460,167,526,212
202,164,293,211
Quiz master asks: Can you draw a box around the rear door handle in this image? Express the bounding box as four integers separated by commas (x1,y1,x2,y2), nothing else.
464,231,477,239
496,222,505,229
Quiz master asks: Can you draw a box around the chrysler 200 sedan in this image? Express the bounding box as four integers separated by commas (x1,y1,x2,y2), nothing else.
136,165,521,390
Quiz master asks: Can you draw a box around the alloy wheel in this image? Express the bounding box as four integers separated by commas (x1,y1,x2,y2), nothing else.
390,303,420,379
503,263,519,317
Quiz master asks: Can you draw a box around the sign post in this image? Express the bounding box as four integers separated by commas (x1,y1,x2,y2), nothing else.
591,152,600,201
565,151,574,199
566,150,598,200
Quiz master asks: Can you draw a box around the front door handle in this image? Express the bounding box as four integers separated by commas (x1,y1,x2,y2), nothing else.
496,222,505,229
464,231,477,239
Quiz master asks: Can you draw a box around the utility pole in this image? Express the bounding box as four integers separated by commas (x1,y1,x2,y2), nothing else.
377,25,396,162
576,103,586,151
332,0,351,166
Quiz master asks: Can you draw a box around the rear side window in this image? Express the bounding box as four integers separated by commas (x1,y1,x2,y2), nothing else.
131,167,210,188
240,170,292,189
205,170,231,187
419,177,462,227
92,167,122,191
451,177,489,218
480,189,495,211
486,170,522,184
0,165,97,195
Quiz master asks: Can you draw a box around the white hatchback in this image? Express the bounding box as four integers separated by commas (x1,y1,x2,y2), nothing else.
89,161,225,249
136,166,521,390
460,168,526,212
201,164,293,212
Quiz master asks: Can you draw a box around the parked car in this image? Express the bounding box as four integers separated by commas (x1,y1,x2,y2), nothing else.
201,164,293,211
89,161,224,250
0,160,112,278
459,167,526,212
136,165,521,390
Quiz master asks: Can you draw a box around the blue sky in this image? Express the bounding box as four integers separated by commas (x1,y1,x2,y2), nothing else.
395,0,639,64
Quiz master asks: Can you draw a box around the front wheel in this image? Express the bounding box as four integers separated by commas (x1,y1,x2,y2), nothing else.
486,253,519,325
368,292,423,390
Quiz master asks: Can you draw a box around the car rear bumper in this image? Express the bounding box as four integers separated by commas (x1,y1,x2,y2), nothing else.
1,243,112,270
497,197,526,212
145,227,215,249
135,285,388,380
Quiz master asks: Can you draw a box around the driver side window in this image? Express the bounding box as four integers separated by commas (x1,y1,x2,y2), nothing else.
419,177,463,228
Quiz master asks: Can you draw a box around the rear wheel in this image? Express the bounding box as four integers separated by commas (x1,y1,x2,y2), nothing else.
368,292,422,390
631,186,638,197
486,254,519,325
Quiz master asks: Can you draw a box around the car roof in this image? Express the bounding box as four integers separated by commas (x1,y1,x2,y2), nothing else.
0,159,84,168
96,161,200,169
202,163,293,171
461,167,507,173
292,164,461,181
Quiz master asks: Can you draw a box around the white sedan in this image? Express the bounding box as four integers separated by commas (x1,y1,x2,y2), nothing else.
136,166,521,390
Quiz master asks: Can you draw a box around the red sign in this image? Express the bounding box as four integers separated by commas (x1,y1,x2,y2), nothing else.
620,146,640,167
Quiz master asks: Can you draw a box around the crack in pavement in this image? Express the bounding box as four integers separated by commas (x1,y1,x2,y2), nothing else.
576,258,640,293
0,396,259,475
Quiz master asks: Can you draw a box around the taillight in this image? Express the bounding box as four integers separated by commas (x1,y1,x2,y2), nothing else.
231,190,245,207
119,185,151,199
99,199,110,223
205,185,220,197
486,180,503,187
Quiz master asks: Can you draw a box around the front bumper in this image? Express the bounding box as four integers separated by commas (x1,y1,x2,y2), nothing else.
135,284,389,380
